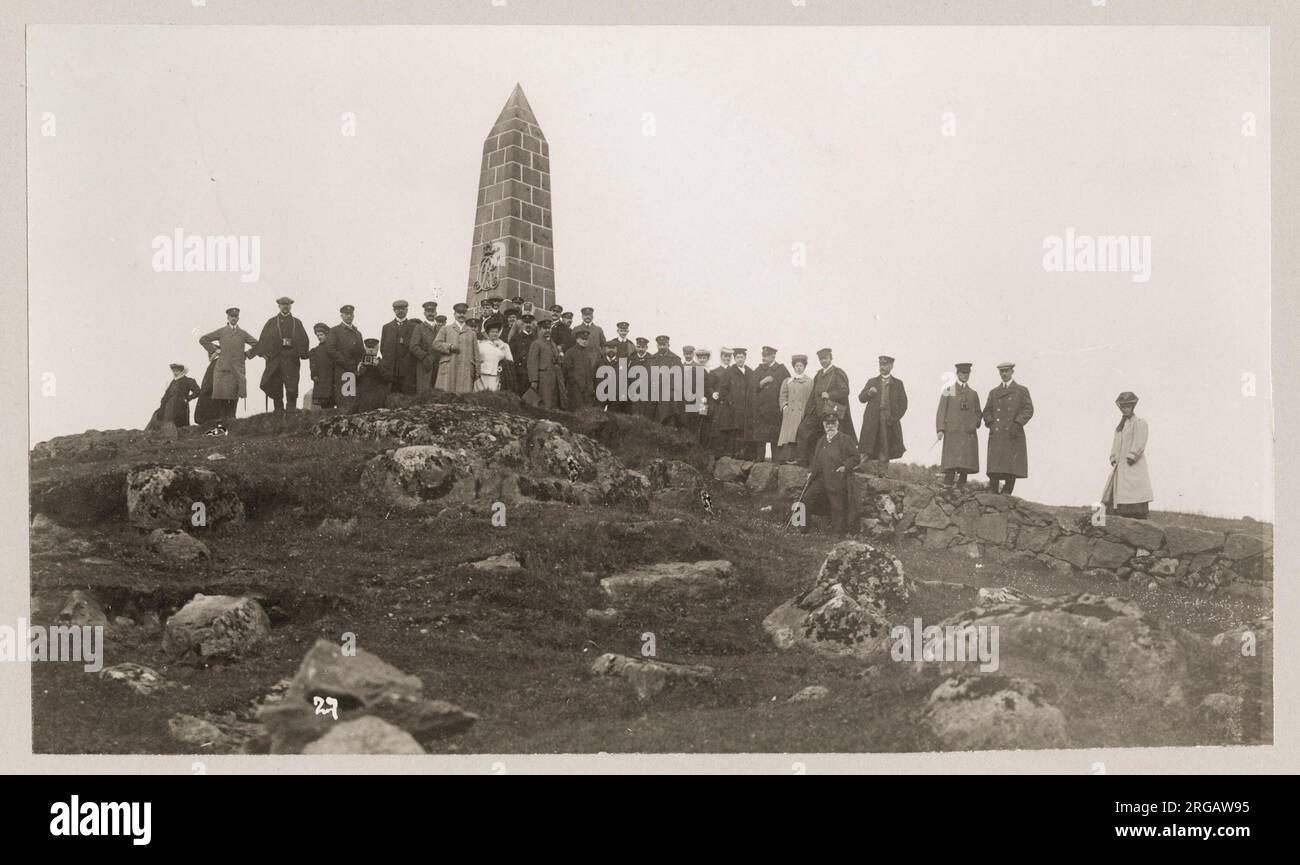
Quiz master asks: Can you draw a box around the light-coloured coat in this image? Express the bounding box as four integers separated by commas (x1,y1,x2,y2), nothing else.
199,325,258,401
1103,414,1153,505
433,321,480,394
778,374,812,447
936,382,982,472
409,320,441,395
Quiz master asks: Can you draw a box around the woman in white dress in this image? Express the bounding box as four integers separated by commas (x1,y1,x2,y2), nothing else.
474,317,514,392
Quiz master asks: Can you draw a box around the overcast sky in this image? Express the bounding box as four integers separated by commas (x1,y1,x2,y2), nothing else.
27,25,1271,518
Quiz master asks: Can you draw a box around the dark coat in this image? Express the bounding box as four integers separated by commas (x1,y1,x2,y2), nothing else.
509,329,538,395
553,322,574,351
805,431,861,530
857,375,908,459
748,362,790,442
354,359,391,412
983,381,1034,477
308,344,335,408
650,349,685,423
526,338,563,409
146,376,201,430
723,365,754,433
194,358,223,425
628,352,656,419
254,314,310,397
563,344,600,410
799,364,856,445
379,318,419,393
608,337,634,360
324,323,365,410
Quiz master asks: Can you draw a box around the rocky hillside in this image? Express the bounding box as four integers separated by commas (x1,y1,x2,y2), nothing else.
29,392,1272,754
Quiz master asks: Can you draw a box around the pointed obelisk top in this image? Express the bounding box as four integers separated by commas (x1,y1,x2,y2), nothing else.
493,82,539,129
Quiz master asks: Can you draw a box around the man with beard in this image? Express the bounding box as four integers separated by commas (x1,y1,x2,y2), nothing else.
651,335,685,428
797,347,854,466
804,414,861,537
858,354,908,473
508,313,539,395
747,346,790,462
578,307,607,351
253,296,311,411
324,304,365,412
308,323,335,410
379,299,419,396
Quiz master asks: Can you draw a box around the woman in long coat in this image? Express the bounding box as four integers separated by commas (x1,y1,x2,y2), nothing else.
146,364,201,431
193,350,223,426
1102,391,1153,518
199,310,258,411
777,355,812,462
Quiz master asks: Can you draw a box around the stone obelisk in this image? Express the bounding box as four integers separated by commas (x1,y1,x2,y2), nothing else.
465,84,555,310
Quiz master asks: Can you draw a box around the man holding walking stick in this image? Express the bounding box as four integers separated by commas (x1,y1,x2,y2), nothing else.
802,414,861,537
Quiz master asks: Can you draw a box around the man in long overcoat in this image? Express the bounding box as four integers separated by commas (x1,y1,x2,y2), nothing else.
253,297,311,411
935,362,982,487
858,354,908,471
628,337,656,420
199,307,259,419
508,314,538,395
526,321,564,409
726,348,755,455
804,414,861,537
378,299,419,396
433,302,480,393
982,361,1034,494
563,328,600,410
409,301,441,395
747,346,790,462
324,305,365,412
651,335,685,427
797,348,855,465
705,348,733,453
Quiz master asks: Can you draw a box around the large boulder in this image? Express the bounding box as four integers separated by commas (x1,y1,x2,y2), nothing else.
58,589,109,628
1163,525,1225,557
590,653,714,700
1222,532,1268,561
336,405,648,510
763,541,911,657
125,465,244,530
258,639,477,753
600,560,735,603
642,459,704,492
302,717,426,755
1097,515,1164,551
924,675,1069,750
100,663,170,696
712,457,752,483
30,514,94,557
162,594,271,663
940,594,1188,706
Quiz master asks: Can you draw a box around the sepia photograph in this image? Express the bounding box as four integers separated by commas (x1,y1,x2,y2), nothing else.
6,1,1293,794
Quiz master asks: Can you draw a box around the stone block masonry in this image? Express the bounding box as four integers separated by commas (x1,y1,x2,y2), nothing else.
466,84,556,310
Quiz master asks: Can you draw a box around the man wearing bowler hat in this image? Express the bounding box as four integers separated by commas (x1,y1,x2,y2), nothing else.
983,361,1034,494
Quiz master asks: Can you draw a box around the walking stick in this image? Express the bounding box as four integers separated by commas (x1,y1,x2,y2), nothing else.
784,472,813,532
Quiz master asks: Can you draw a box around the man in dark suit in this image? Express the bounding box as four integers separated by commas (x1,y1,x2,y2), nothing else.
253,296,311,411
324,304,365,412
608,321,634,359
805,414,861,537
858,354,908,473
379,300,418,395
983,361,1034,494
797,347,855,466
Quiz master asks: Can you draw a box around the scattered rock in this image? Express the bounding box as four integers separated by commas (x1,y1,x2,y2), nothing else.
643,459,704,491
58,589,109,628
168,714,226,749
1222,532,1268,561
763,541,910,657
712,457,752,483
977,586,1036,605
590,653,714,700
600,560,734,603
469,552,524,576
318,516,358,539
787,685,830,703
146,528,210,562
1097,515,1165,551
258,639,477,753
746,462,778,493
125,465,244,530
162,594,271,663
100,663,170,696
30,513,94,556
1163,525,1225,557
924,675,1069,750
301,716,426,755
584,608,619,622
1150,557,1180,576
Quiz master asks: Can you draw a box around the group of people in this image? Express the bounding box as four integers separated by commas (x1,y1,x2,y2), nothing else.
146,294,1154,534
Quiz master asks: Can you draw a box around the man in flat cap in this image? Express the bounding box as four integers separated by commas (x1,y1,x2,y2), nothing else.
378,300,418,396
983,362,1034,494
797,347,854,466
858,354,908,473
609,322,634,360
721,347,754,453
804,414,861,537
199,307,259,420
554,311,575,352
526,319,564,409
146,363,201,433
308,323,335,410
509,313,538,395
1102,391,1153,518
433,302,480,394
251,297,310,412
748,346,790,462
578,307,607,351
651,335,686,428
628,337,656,420
936,363,982,488
325,305,365,412
409,301,442,395
564,327,600,410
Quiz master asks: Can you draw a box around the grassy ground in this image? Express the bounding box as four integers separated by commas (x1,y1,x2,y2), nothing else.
29,395,1273,754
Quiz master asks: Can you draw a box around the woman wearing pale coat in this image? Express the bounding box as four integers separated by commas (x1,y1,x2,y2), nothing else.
1102,391,1153,519
777,354,813,463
